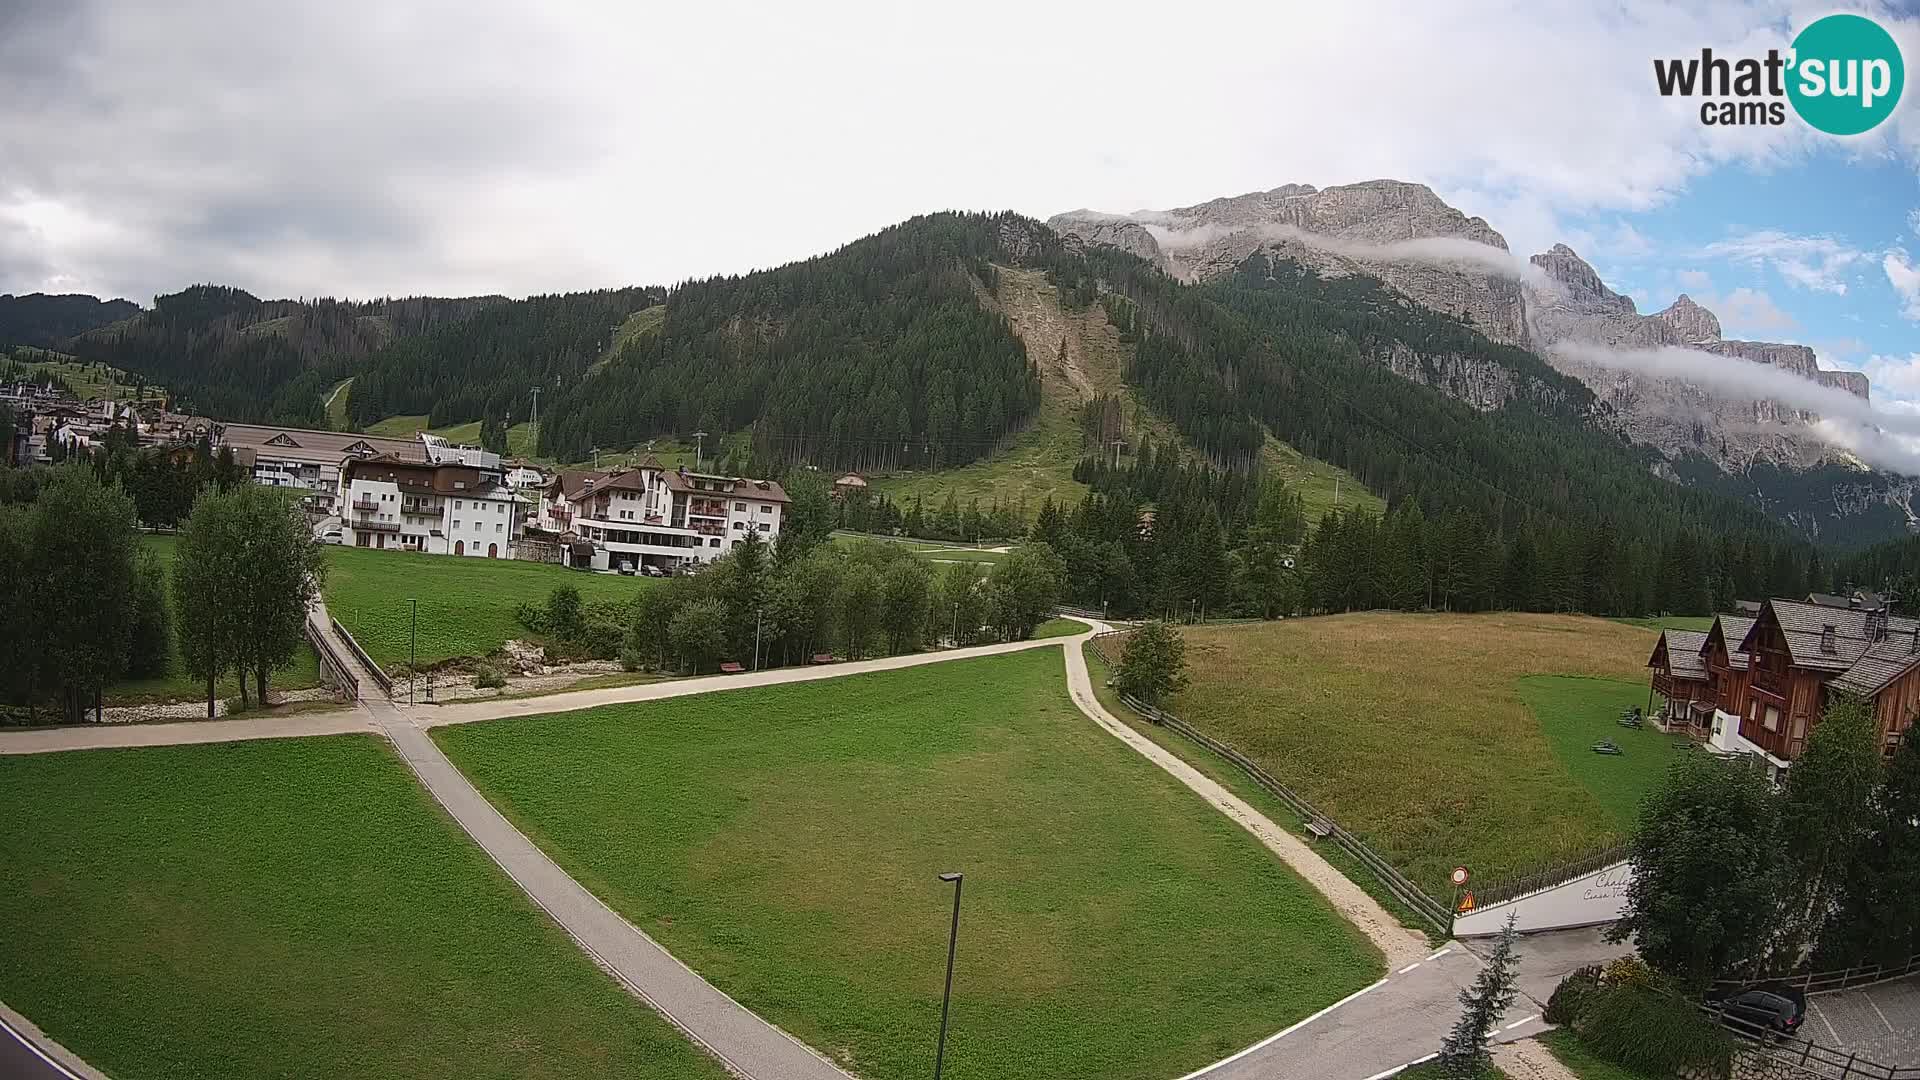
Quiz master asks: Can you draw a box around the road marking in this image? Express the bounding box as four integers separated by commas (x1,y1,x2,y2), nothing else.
1428,947,1453,960
1865,993,1896,1034
1397,961,1423,974
1504,1014,1540,1030
1362,1051,1437,1080
1810,999,1844,1046
0,1013,84,1080
1174,977,1392,1079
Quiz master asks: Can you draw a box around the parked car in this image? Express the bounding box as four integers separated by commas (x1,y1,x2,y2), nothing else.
618,564,635,576
642,564,664,577
1715,984,1806,1037
319,528,344,545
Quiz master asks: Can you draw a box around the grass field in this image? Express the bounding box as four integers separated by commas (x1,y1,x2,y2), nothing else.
319,546,652,667
1609,615,1715,633
364,413,431,437
1082,642,1441,939
436,650,1383,1080
829,530,1018,562
323,377,353,428
0,736,728,1080
1161,613,1671,896
9,353,165,403
1032,617,1085,639
1519,675,1683,829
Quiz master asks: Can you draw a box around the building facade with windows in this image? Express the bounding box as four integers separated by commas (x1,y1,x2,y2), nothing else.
546,459,787,571
339,454,522,557
216,423,424,515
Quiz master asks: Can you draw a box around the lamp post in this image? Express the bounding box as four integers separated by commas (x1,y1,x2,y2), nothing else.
952,602,960,648
753,608,764,672
934,871,963,1080
407,597,417,705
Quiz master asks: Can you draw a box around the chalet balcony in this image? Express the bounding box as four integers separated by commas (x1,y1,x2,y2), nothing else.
351,496,380,512
352,518,400,533
1751,667,1789,698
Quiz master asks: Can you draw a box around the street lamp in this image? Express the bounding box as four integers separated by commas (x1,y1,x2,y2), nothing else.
934,871,963,1080
407,597,417,705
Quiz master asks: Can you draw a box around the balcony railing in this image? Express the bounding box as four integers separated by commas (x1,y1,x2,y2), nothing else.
353,518,400,533
351,496,380,511
1751,667,1788,697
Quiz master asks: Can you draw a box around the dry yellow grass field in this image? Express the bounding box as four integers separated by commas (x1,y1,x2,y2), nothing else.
1164,612,1667,896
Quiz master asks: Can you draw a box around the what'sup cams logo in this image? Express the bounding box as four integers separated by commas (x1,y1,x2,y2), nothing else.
1654,13,1904,134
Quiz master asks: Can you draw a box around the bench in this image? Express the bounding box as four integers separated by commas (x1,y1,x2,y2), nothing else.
1306,819,1334,839
811,653,835,664
719,662,746,674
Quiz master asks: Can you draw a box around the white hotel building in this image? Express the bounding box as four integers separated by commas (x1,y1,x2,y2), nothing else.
541,458,786,571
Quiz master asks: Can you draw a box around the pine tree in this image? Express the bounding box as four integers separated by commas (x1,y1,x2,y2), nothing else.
1437,913,1520,1077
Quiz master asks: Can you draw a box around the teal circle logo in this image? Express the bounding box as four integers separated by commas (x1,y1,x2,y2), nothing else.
1787,14,1904,135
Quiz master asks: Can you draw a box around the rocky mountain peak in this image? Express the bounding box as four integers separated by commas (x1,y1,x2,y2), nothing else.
1651,294,1722,343
1529,244,1634,315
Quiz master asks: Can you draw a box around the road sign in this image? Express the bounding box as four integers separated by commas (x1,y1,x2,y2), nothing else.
1450,867,1470,887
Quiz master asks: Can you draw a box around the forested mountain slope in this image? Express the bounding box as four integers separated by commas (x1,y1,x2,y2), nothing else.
69,286,501,425
0,293,139,349
535,213,1042,469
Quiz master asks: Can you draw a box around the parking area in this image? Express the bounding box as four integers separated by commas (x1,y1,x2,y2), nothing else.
1805,978,1919,1069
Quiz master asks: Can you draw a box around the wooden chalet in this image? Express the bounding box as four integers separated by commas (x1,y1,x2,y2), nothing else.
1699,614,1755,735
1735,599,1920,763
1647,628,1712,727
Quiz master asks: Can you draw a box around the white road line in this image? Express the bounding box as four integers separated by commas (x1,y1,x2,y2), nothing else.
1810,999,1844,1046
1362,1051,1437,1080
1174,977,1392,1080
1428,947,1453,960
0,1013,83,1080
1397,962,1423,974
1865,992,1896,1034
1504,1014,1540,1030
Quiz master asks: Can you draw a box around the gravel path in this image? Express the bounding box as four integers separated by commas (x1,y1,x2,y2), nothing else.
1061,637,1431,969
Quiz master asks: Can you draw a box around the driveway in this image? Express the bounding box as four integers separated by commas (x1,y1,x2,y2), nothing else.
1804,978,1919,1068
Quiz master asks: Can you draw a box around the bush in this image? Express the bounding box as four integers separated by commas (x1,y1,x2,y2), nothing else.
1544,965,1602,1025
473,664,507,690
514,600,548,635
222,695,251,716
1574,983,1732,1078
618,644,646,673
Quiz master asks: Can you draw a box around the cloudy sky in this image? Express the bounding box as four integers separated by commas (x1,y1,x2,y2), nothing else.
4,0,1920,397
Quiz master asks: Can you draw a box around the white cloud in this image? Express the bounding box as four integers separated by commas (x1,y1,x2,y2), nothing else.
1860,353,1920,399
1712,287,1798,335
0,0,1899,301
1676,269,1714,291
1699,230,1866,296
1885,249,1920,320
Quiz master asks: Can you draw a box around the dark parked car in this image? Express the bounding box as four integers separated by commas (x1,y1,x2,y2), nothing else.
1716,984,1806,1037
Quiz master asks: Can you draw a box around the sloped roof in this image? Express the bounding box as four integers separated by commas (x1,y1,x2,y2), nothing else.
663,469,790,503
1739,599,1920,674
1702,615,1756,671
1651,629,1710,680
1829,633,1920,697
220,423,423,464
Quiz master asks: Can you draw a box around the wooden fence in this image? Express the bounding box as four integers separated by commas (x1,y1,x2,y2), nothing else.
329,617,392,698
1708,1005,1920,1079
303,617,358,702
1714,950,1920,998
1087,632,1453,931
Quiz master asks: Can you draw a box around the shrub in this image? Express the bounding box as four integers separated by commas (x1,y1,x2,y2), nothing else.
1575,983,1732,1078
222,695,251,716
618,644,646,673
473,664,507,690
514,600,548,635
1544,965,1602,1025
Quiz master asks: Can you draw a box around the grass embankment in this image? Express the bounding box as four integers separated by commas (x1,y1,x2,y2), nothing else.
436,649,1383,1080
319,545,650,667
1540,1030,1663,1080
1609,615,1715,632
0,736,729,1080
1082,642,1441,938
107,534,322,706
1163,613,1677,896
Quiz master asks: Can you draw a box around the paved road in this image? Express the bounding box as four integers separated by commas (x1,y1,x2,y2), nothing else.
379,709,855,1080
0,1003,102,1080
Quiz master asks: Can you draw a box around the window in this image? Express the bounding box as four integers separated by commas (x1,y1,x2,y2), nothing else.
733,521,744,530
758,521,770,531
709,537,720,547
1762,706,1781,733
495,523,503,533
455,500,463,509
735,502,746,511
453,520,462,529
759,504,771,514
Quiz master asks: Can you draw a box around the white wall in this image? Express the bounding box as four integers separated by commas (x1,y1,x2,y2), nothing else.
1452,860,1632,936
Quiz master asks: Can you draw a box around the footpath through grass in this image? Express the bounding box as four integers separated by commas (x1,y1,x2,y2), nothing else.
0,736,728,1080
1166,613,1667,897
320,545,651,667
437,649,1383,1080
